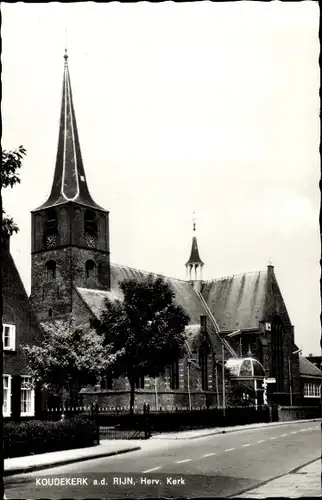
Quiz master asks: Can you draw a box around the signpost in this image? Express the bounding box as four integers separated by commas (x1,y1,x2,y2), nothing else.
263,377,276,405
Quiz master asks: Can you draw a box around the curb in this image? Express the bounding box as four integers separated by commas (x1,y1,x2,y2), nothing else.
227,456,321,498
4,446,141,477
151,418,321,440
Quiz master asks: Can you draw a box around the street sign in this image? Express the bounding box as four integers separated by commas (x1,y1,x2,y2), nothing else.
264,377,276,384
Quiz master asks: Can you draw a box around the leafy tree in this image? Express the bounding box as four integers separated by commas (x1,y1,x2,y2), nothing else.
92,274,190,414
1,145,26,236
22,319,122,408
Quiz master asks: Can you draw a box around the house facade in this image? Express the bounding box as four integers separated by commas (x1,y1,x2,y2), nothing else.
29,51,303,410
2,234,43,419
299,355,322,406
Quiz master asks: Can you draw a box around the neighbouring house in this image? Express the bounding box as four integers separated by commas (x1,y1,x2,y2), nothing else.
2,234,43,419
299,355,322,406
29,51,303,410
305,354,322,371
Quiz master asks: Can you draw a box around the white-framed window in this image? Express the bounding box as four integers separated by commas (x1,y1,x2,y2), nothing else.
20,376,35,416
2,324,16,351
3,375,12,417
304,382,321,398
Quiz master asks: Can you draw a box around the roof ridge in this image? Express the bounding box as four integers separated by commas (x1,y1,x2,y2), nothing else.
110,262,188,283
205,270,267,283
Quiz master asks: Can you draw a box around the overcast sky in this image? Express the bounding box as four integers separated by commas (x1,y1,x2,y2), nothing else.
1,2,320,355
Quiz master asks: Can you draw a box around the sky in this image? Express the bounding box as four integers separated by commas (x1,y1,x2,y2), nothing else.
1,2,320,355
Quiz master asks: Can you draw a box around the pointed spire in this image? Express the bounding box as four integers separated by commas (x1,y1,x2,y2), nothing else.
186,213,204,283
35,51,105,211
186,214,204,267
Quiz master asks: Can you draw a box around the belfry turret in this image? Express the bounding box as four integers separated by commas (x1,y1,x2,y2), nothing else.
186,215,204,288
30,51,110,322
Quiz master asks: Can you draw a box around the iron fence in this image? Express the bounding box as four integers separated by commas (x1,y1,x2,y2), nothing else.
37,403,270,440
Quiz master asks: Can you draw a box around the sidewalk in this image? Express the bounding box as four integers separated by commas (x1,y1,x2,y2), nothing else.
4,418,321,477
236,458,321,498
4,441,141,477
150,417,321,440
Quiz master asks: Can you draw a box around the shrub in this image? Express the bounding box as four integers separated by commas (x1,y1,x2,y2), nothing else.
4,416,98,458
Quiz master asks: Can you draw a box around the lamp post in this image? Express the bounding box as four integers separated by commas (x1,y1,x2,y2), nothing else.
154,377,158,412
289,348,301,406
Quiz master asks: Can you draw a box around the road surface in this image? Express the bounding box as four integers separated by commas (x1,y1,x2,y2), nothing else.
5,420,320,498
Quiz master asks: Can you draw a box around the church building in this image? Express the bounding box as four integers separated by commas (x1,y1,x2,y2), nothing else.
30,52,303,410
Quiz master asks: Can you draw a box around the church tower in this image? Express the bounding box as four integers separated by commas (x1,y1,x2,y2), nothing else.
30,51,110,322
186,215,204,292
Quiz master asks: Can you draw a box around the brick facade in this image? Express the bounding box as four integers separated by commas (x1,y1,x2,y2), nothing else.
2,235,43,419
31,203,110,322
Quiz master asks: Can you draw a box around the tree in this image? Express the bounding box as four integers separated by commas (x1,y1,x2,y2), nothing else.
22,319,122,408
91,274,190,414
1,146,26,236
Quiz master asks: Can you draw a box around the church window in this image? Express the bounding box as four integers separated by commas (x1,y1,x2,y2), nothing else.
84,210,97,236
48,308,53,318
199,341,210,391
170,360,179,390
135,375,145,389
46,209,58,234
101,375,113,390
271,319,284,391
46,260,56,282
44,210,58,248
85,260,96,279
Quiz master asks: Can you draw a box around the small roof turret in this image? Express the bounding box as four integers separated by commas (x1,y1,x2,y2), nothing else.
186,216,204,267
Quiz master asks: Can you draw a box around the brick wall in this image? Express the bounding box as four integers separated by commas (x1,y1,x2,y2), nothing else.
31,203,110,322
3,238,43,375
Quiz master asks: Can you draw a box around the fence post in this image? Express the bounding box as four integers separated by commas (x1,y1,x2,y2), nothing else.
143,403,150,439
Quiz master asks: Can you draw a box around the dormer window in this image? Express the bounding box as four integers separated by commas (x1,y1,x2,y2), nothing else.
85,260,96,279
46,260,56,282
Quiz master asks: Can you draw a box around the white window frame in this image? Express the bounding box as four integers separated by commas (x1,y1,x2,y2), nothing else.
3,375,12,417
20,376,35,417
2,324,16,351
304,382,321,398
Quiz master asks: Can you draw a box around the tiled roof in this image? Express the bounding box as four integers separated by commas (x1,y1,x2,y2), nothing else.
77,263,238,359
34,52,105,212
201,271,268,331
77,262,207,324
299,355,322,378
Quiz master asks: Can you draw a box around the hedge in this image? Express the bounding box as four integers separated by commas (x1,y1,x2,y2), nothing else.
4,416,98,458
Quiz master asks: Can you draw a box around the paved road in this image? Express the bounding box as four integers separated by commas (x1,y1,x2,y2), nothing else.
5,421,320,498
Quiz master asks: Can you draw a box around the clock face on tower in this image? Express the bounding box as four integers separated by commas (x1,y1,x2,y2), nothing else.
45,234,57,249
85,233,96,248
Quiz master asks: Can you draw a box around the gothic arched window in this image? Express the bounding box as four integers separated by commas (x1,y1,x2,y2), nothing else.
85,260,96,279
169,360,179,390
84,210,97,247
199,341,210,391
271,317,284,392
46,260,56,282
44,209,58,248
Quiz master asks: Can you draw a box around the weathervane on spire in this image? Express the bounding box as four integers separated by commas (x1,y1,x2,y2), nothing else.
64,28,68,63
268,256,273,266
193,212,196,232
